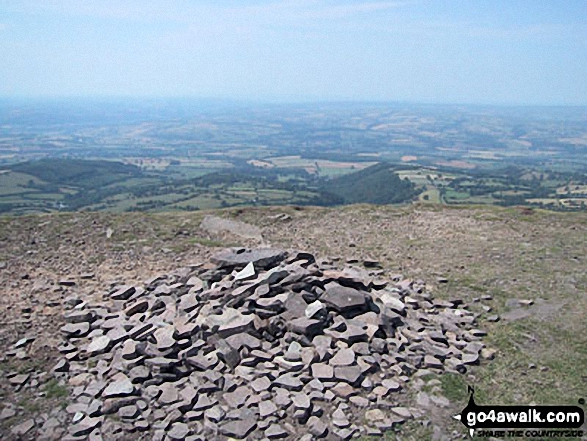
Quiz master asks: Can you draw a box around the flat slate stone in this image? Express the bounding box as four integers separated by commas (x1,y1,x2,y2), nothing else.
168,422,190,440
10,418,35,436
205,308,255,338
235,262,256,280
219,418,257,439
311,363,334,380
110,285,136,301
329,348,356,366
102,374,134,398
251,376,272,393
321,283,368,313
287,317,323,336
334,365,362,384
154,325,176,350
211,248,286,270
305,300,325,318
61,322,90,337
259,400,278,418
86,335,111,355
205,405,226,423
308,416,328,437
9,373,29,387
273,373,304,391
265,423,288,439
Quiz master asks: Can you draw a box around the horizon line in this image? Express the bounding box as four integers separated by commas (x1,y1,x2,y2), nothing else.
1,95,586,108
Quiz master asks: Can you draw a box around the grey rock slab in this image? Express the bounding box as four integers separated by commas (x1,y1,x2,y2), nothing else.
462,353,480,365
153,325,176,351
365,409,386,423
287,317,323,336
226,333,262,351
280,292,308,320
292,392,311,410
481,348,496,360
209,335,241,369
331,383,356,399
211,248,286,270
308,378,324,391
376,291,406,315
235,262,256,281
0,407,16,420
430,394,450,407
69,416,102,437
158,383,180,405
205,406,226,423
168,422,190,440
64,310,95,324
307,415,328,437
102,374,134,398
86,335,111,355
311,363,334,380
274,356,304,372
9,373,29,387
204,308,255,338
321,283,368,314
259,400,278,418
60,322,90,338
305,300,325,318
110,285,136,301
179,293,199,313
223,386,252,408
333,365,362,384
329,348,355,366
381,378,402,392
186,276,204,290
144,357,179,369
10,419,35,436
251,376,272,393
118,404,139,419
273,373,304,391
416,392,431,408
193,394,218,412
332,408,350,428
391,407,412,419
186,353,218,371
349,396,369,407
87,399,103,417
273,388,292,408
101,397,139,415
105,326,127,344
219,418,257,439
121,339,139,360
124,299,149,316
265,423,288,439
424,355,443,369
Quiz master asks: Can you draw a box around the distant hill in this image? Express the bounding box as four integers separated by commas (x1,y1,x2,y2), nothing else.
10,159,142,188
321,162,419,205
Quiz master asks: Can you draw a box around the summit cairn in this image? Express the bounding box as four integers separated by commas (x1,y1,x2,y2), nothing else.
54,248,488,440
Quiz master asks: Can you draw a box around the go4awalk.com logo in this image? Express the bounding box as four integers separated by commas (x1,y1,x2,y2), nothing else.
454,387,585,438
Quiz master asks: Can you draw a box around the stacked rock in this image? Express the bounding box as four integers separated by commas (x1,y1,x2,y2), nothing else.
55,248,487,440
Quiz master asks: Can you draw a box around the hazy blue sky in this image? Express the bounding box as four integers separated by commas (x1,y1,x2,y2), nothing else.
0,0,586,105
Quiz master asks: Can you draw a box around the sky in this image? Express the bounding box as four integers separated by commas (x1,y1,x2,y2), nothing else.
0,0,586,105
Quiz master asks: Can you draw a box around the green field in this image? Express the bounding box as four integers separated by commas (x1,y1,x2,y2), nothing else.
1,156,586,215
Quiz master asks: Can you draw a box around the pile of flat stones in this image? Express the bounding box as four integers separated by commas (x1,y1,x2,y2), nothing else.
55,248,487,440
